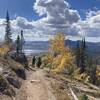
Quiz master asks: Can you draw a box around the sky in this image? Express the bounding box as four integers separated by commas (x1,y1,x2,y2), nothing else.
0,0,100,42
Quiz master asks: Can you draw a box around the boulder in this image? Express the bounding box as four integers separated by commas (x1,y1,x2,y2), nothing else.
5,57,26,80
6,75,22,89
0,75,15,96
16,68,26,80
9,52,28,68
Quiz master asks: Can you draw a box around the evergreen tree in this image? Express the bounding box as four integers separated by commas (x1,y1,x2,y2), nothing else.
75,38,97,84
83,38,86,49
75,38,87,73
80,38,87,73
16,35,21,53
20,30,25,53
76,41,81,68
86,57,97,84
5,11,12,44
86,56,92,74
89,61,97,84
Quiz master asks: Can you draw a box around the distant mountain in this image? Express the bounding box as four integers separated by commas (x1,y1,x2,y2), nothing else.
65,40,100,60
65,40,100,53
24,40,100,53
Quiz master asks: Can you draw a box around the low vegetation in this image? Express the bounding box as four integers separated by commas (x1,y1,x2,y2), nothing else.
79,94,89,100
51,81,71,100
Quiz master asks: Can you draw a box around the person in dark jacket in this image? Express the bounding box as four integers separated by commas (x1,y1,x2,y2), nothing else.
32,56,36,67
37,57,42,68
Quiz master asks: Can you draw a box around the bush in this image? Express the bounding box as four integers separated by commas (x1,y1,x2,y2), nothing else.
79,94,89,100
0,75,8,92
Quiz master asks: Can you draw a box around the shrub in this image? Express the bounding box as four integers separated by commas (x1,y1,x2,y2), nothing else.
79,94,89,100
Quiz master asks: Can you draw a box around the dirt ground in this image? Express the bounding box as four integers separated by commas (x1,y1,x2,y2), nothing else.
0,68,99,100
0,68,72,100
15,69,56,100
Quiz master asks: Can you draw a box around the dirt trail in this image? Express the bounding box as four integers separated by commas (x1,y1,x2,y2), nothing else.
1,68,99,100
16,69,56,100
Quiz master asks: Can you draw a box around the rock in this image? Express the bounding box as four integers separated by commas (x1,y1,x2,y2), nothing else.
3,87,16,97
31,80,40,83
9,52,28,68
3,71,22,89
0,75,16,97
5,57,26,80
0,57,24,97
0,60,22,88
16,68,26,80
6,75,22,89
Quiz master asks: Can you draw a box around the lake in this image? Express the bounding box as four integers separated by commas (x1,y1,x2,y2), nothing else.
24,49,47,56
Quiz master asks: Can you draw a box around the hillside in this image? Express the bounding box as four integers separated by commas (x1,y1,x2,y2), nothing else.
0,56,26,98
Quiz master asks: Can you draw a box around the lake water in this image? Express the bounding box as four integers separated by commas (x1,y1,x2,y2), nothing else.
24,49,46,56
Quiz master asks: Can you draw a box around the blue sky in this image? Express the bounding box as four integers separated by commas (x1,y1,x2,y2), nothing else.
0,0,35,20
0,0,100,42
0,0,99,20
68,0,100,19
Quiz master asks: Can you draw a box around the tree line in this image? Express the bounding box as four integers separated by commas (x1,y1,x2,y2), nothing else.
75,38,97,84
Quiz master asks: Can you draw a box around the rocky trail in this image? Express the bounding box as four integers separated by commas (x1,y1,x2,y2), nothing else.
14,69,57,100
0,67,100,100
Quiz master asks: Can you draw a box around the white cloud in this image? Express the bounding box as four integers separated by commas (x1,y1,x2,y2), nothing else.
0,0,100,42
75,10,100,37
33,0,80,35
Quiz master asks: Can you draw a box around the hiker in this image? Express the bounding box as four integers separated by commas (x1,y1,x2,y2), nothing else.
37,57,42,68
32,56,36,67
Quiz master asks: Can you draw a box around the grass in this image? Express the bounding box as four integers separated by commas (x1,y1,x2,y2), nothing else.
51,81,71,100
0,43,10,56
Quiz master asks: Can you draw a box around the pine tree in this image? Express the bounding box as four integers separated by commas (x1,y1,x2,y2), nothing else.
5,11,12,44
86,56,97,84
20,30,25,53
80,38,87,73
76,41,81,68
89,60,97,84
75,38,87,73
16,35,21,53
86,56,92,74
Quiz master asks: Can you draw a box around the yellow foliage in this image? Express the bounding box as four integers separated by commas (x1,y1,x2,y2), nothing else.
50,33,66,54
0,43,11,56
42,53,53,67
43,33,75,73
53,53,74,72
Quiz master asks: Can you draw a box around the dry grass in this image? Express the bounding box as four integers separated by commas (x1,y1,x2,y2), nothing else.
0,43,10,56
51,81,71,100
